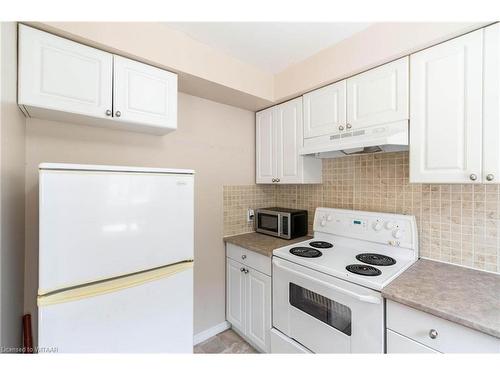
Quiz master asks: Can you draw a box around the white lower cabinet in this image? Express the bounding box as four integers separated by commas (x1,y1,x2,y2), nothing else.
225,245,271,352
245,267,271,351
386,329,438,354
226,258,246,333
386,301,500,353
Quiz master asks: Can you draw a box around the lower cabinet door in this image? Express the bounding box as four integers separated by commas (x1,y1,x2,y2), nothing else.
245,268,271,353
226,258,246,333
387,329,439,354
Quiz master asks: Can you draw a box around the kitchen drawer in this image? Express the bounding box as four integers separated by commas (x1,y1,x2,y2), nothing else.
270,328,312,353
387,300,500,353
226,243,271,276
386,329,439,353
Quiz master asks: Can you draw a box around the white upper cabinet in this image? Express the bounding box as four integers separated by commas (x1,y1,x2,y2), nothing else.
346,57,409,130
113,56,177,130
303,80,346,138
18,24,113,119
409,28,486,183
256,98,321,184
482,24,500,184
276,98,313,184
18,25,178,135
256,108,276,184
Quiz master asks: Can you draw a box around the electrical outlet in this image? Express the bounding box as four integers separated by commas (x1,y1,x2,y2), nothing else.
247,208,255,222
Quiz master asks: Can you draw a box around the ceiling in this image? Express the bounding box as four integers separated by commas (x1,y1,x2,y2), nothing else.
165,22,371,74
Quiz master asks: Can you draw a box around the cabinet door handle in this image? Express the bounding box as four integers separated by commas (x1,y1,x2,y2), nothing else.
338,125,345,131
105,109,112,116
346,123,352,130
115,111,121,117
272,178,276,183
241,255,247,260
486,174,494,181
469,174,477,181
240,267,245,273
429,329,438,339
243,268,249,274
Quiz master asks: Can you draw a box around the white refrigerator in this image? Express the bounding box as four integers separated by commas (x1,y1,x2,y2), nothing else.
37,163,194,353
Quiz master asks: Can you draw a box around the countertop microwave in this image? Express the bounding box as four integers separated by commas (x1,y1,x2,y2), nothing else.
255,207,308,240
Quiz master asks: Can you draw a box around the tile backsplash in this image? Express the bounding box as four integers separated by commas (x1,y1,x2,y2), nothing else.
223,152,500,274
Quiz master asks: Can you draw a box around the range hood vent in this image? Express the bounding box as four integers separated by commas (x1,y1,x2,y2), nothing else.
300,121,409,159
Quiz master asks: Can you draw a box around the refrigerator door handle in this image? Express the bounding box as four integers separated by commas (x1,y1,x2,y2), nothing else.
37,260,194,307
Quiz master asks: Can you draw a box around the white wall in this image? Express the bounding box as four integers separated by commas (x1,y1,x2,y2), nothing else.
0,22,26,348
274,22,487,100
24,92,255,343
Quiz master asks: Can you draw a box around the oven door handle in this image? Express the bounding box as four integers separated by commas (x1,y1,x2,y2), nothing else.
275,259,381,305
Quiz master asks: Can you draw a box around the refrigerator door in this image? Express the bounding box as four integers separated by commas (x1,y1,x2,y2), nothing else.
39,167,194,294
38,261,193,353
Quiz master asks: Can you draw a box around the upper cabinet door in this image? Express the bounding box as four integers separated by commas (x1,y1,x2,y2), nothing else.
410,30,483,183
18,24,113,118
347,57,409,129
276,98,303,184
482,23,500,184
256,108,276,183
303,81,346,138
113,56,178,131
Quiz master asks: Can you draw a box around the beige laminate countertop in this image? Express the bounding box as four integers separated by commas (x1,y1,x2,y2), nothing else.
223,232,313,257
382,259,500,339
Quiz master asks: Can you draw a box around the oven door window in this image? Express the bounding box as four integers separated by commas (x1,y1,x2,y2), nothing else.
289,283,352,336
258,213,278,233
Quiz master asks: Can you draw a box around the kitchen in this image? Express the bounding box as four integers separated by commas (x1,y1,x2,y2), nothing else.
0,2,499,372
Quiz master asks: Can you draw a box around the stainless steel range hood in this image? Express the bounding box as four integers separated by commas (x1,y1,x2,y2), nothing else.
299,121,409,159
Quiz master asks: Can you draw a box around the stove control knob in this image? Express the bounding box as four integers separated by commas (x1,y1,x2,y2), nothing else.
385,221,395,230
392,229,403,239
372,221,383,231
320,219,327,227
326,215,332,221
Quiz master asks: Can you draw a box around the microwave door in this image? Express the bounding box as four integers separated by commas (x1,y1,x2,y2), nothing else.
257,212,280,237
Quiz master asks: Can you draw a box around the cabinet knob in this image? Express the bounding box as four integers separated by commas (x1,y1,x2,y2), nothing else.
243,268,249,274
346,123,352,130
240,267,245,272
272,178,276,183
469,174,477,181
241,255,247,260
115,111,121,117
338,125,345,131
105,109,112,116
429,329,438,339
276,178,280,183
486,174,494,181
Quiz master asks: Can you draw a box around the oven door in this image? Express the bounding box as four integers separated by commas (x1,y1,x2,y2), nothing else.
272,257,384,353
256,211,281,237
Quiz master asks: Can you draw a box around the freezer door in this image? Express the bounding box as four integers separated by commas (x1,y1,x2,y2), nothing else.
39,169,194,293
38,261,193,353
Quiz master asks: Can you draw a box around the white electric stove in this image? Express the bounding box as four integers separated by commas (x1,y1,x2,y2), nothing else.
271,207,418,354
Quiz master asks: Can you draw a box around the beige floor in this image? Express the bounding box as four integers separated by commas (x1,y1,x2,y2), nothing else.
194,329,258,353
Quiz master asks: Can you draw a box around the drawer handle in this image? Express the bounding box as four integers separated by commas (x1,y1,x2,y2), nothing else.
241,255,247,260
429,329,438,339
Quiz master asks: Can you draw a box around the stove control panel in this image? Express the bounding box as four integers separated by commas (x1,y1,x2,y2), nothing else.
314,207,417,250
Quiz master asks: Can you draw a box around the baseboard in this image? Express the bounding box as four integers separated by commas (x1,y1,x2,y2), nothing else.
193,321,231,345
